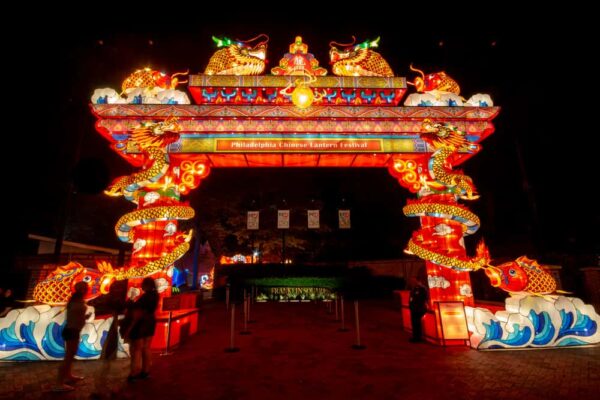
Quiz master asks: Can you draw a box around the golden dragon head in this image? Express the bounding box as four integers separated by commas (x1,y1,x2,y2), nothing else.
130,117,182,150
205,34,269,75
329,36,393,77
33,262,108,305
421,119,478,152
121,68,189,93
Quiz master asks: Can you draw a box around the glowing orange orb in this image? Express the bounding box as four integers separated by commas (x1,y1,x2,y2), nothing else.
291,86,314,109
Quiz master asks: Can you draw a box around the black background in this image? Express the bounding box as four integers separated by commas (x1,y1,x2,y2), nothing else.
4,7,595,281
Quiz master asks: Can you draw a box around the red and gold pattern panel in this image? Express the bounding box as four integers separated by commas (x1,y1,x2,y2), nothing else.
188,75,407,107
99,118,494,137
189,75,405,88
104,118,486,136
91,104,499,121
91,104,499,168
188,87,406,107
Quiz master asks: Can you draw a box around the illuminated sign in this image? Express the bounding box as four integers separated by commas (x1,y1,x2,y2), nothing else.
256,287,336,302
437,301,470,343
125,135,427,155
215,138,383,153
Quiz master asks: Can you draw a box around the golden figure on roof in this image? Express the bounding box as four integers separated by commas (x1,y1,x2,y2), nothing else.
271,36,327,76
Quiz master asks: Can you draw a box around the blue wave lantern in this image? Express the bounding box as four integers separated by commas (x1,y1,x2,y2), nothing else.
466,295,600,349
0,305,130,361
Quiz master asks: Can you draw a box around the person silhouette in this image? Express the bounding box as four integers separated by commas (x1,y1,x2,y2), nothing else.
91,281,127,399
125,277,159,381
408,276,428,343
54,281,90,392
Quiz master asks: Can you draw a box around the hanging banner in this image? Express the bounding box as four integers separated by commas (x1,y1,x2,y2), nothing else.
277,210,290,229
247,211,259,230
339,210,351,229
307,210,320,229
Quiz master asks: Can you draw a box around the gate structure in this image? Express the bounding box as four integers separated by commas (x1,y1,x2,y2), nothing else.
2,36,597,361
91,36,498,346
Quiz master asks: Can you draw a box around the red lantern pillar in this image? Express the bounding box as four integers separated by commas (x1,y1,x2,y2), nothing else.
418,194,474,307
128,191,180,299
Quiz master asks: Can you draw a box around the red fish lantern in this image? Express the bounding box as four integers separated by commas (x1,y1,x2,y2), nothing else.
484,256,558,295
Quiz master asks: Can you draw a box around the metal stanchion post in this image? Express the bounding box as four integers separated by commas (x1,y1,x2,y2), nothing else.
335,296,339,321
226,285,230,311
352,300,366,350
248,291,256,323
160,311,174,356
338,295,349,332
224,303,239,352
240,296,251,335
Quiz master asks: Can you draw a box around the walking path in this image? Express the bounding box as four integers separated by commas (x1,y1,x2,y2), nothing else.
1,299,598,399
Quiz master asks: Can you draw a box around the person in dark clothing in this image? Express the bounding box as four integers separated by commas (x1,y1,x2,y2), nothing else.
124,277,159,381
102,282,127,360
54,282,90,392
408,276,429,342
92,281,128,399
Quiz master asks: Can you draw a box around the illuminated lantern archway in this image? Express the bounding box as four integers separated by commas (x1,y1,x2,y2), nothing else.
5,36,597,362
90,36,498,347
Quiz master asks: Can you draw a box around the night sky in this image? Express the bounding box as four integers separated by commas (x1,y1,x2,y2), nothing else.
6,9,596,273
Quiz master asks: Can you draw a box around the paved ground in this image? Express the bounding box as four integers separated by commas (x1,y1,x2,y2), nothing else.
1,299,598,399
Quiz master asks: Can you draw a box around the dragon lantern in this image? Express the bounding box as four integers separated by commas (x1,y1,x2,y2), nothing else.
32,232,192,305
401,119,489,271
408,65,460,96
204,34,269,75
121,68,188,93
33,118,205,304
329,36,393,77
